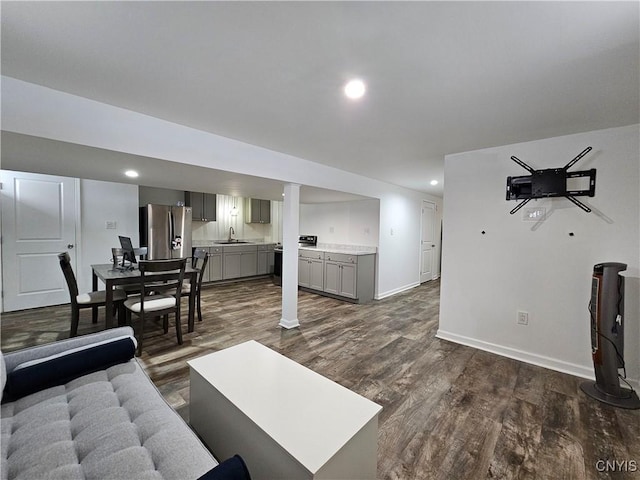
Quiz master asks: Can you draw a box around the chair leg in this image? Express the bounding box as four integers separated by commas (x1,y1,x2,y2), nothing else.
137,312,144,356
92,306,98,324
70,307,80,337
163,315,169,333
197,292,203,322
175,309,183,345
117,303,126,327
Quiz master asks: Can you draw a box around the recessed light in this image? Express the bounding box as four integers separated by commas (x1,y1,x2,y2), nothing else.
125,170,139,178
430,180,438,186
344,79,366,99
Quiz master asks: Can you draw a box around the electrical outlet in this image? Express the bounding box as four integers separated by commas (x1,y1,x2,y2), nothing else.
105,221,117,230
517,311,529,325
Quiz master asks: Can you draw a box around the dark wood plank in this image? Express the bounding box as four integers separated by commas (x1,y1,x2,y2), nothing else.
2,277,639,479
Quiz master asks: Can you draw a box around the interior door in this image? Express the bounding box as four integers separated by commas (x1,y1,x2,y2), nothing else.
1,171,78,311
420,200,436,283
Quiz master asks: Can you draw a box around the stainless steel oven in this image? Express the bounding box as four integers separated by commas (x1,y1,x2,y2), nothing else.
273,235,317,285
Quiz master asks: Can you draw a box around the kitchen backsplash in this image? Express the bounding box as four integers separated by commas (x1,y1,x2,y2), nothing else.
191,194,282,244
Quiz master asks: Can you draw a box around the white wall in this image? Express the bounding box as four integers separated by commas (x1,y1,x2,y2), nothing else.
299,199,379,247
439,125,640,386
78,179,139,293
2,77,442,299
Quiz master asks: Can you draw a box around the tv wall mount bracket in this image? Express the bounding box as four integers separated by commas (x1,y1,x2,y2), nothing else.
506,146,596,215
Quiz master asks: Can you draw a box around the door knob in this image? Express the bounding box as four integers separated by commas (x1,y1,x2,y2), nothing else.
67,244,75,249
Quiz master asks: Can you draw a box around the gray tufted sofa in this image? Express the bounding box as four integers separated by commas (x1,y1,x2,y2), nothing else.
0,327,221,480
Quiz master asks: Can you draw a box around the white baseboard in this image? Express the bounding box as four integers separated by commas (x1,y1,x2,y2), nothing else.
435,329,640,390
375,281,420,300
279,317,300,329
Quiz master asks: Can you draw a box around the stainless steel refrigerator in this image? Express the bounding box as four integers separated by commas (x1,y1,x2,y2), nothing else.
139,204,192,260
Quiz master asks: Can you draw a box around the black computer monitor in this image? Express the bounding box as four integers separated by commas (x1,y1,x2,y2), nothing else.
118,235,137,266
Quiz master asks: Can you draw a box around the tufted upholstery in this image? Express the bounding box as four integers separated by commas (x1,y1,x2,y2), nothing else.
1,332,217,480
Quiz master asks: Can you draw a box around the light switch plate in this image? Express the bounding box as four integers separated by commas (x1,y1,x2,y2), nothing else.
105,221,117,230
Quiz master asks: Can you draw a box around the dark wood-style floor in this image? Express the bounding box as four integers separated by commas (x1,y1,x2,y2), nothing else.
2,278,638,479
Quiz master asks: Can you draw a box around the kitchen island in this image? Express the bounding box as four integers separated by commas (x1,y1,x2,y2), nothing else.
297,244,376,303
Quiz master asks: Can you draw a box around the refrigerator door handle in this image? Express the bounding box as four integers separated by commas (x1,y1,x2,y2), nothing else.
169,209,174,252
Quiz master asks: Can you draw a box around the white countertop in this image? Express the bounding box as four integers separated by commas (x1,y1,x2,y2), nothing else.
193,240,276,247
299,245,377,255
188,340,382,475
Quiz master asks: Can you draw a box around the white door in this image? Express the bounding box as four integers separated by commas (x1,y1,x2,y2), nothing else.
1,171,78,312
420,200,436,283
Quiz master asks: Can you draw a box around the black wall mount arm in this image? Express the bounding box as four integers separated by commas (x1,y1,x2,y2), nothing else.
506,146,596,214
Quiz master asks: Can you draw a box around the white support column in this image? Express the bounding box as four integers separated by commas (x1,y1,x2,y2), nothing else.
279,183,300,329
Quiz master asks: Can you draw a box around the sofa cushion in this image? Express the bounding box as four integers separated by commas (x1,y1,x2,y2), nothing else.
1,359,217,480
3,336,136,402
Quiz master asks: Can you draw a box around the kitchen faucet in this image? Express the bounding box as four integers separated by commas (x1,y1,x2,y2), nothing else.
228,226,235,242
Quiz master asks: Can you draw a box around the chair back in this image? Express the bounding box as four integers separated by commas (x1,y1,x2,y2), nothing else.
192,248,209,291
138,258,187,299
58,252,79,304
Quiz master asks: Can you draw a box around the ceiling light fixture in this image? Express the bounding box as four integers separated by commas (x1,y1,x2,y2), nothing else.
230,197,239,216
344,79,366,100
125,170,139,178
430,180,439,186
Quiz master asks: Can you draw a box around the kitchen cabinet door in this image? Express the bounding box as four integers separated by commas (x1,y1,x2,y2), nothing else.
203,193,217,221
209,253,223,281
223,252,242,279
259,199,271,224
323,261,341,295
338,263,357,299
186,191,217,221
240,252,258,277
245,198,271,224
258,251,275,275
298,257,310,287
309,259,324,291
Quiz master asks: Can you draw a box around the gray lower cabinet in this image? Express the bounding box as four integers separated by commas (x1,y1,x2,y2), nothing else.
323,252,375,303
223,245,257,279
298,250,324,291
208,247,223,282
257,244,275,275
324,260,356,299
202,244,273,282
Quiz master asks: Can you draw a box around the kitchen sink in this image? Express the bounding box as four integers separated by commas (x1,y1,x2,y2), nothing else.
215,240,250,244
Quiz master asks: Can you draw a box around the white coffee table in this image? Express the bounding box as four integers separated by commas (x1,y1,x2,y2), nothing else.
188,340,382,480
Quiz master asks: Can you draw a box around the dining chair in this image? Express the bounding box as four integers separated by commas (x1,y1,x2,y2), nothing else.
162,248,208,325
124,258,187,355
179,248,209,323
112,247,149,295
191,248,209,323
58,252,127,337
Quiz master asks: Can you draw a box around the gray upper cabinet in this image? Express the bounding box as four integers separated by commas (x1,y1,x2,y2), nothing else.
185,191,217,222
244,198,271,224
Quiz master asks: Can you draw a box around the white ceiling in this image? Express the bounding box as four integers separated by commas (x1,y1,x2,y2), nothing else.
1,1,638,200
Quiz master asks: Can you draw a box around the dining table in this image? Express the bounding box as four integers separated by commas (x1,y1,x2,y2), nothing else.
91,262,199,331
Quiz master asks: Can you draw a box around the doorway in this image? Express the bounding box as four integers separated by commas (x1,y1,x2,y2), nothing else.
1,171,79,311
420,200,436,283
